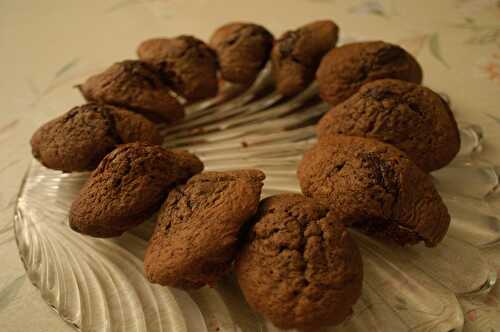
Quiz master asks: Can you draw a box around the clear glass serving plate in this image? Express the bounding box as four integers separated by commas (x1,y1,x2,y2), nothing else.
14,64,500,332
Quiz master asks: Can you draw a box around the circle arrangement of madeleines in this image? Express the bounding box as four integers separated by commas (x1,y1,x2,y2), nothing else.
69,143,203,238
137,35,219,101
27,18,463,330
271,20,339,96
30,103,162,172
298,135,450,247
145,170,265,289
236,194,363,330
316,41,423,106
209,22,274,84
317,79,461,172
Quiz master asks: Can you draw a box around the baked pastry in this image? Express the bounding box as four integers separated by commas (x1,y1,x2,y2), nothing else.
210,22,273,84
316,41,423,106
236,194,363,330
31,103,162,172
137,35,219,101
272,20,339,96
70,143,203,238
317,79,460,172
78,60,184,123
297,135,450,246
144,170,265,289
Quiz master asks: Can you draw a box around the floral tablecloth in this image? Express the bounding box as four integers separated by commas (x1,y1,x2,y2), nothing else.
1,0,499,331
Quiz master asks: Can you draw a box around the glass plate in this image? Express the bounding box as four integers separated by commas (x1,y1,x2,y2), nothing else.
14,65,500,332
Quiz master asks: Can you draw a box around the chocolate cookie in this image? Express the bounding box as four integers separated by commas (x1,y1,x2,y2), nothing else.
316,41,423,106
70,143,203,238
78,60,184,123
317,79,460,172
297,135,450,246
236,194,363,330
31,103,162,172
137,35,219,101
272,20,339,96
144,169,265,289
210,22,273,84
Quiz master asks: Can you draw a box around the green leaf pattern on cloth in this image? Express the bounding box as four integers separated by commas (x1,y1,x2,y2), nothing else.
0,275,26,313
429,33,450,68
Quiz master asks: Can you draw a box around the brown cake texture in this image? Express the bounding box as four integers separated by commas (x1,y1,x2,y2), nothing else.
78,60,184,123
272,20,339,96
236,194,363,330
137,35,219,101
317,79,460,172
297,135,450,247
31,103,162,172
210,22,274,84
69,143,203,238
144,169,265,289
316,41,423,106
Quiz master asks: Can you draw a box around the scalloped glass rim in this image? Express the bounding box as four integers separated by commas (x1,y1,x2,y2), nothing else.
14,65,500,332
